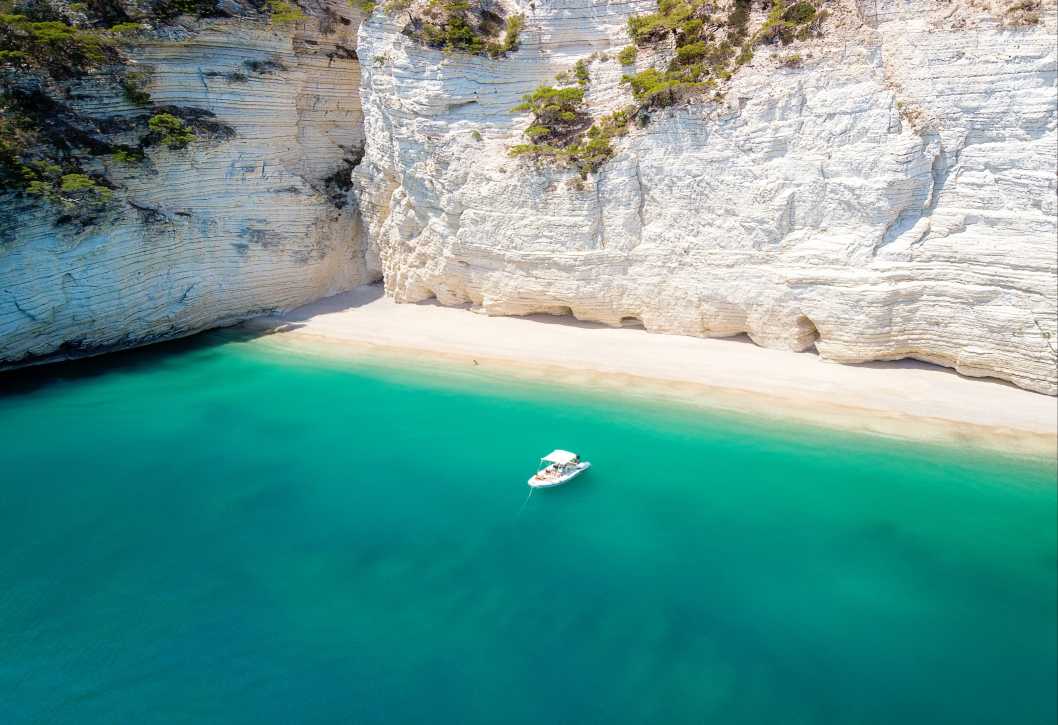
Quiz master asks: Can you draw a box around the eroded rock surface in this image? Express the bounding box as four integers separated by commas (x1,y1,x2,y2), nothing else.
1,0,1054,394
356,0,1058,393
0,2,369,365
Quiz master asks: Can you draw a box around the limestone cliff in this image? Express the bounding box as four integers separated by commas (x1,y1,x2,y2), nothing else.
0,1,369,365
1,0,1056,396
355,0,1058,394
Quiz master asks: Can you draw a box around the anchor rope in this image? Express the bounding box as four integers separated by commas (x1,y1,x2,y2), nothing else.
516,488,533,518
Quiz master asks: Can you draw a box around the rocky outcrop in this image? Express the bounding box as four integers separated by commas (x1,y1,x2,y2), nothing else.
355,0,1058,394
0,1,369,366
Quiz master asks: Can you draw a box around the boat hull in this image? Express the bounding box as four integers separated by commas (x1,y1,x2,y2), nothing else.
527,462,591,488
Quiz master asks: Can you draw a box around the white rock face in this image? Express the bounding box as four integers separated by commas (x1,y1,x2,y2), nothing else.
356,0,1058,394
0,4,369,365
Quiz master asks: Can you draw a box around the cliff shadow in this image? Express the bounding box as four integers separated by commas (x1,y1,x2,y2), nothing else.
846,357,1029,392
278,283,384,322
0,327,260,400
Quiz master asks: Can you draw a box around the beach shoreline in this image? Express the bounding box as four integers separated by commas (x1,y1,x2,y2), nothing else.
243,285,1058,459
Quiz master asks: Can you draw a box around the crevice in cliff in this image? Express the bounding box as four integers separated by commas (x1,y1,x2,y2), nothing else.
9,295,39,322
875,132,953,255
633,159,646,246
794,314,820,351
320,142,366,208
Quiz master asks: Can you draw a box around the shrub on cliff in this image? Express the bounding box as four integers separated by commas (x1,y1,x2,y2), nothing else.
511,74,633,178
783,2,815,24
109,21,144,34
148,113,196,149
401,0,522,58
120,70,152,106
573,58,589,85
112,146,144,163
151,0,225,21
0,13,114,77
22,164,113,218
1004,0,1041,25
621,0,822,116
266,0,305,25
512,85,588,141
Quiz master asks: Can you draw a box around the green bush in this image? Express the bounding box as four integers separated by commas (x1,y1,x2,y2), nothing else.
24,170,112,211
616,45,636,65
621,65,706,108
573,58,589,85
108,21,144,35
112,146,145,163
512,84,589,147
150,0,220,21
618,0,822,120
0,14,112,77
783,2,816,24
60,173,97,193
267,0,304,25
509,85,635,178
121,72,152,106
726,0,751,41
148,112,196,149
510,104,635,178
525,124,550,140
675,40,707,64
755,0,818,45
499,14,522,54
1004,0,1041,25
0,48,27,65
513,85,585,124
407,1,522,58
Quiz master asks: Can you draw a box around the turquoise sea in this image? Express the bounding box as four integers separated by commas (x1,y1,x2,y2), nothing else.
0,332,1054,724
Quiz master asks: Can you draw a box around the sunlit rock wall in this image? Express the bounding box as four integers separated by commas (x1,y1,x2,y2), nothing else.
356,0,1058,394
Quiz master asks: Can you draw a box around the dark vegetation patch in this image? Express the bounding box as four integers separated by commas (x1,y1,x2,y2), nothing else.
397,0,523,58
1003,0,1041,26
510,0,827,179
622,0,825,110
320,141,364,208
327,41,356,60
509,64,635,179
0,0,292,222
243,57,287,74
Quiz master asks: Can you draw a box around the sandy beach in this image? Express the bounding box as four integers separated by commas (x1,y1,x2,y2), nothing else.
245,284,1057,457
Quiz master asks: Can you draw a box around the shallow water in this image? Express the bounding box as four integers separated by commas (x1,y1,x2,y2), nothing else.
1,332,1054,724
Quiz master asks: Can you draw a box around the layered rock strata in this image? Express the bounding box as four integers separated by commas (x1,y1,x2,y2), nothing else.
355,0,1058,394
0,2,369,366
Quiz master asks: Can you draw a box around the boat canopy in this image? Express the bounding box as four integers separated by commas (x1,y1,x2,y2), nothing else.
542,449,578,465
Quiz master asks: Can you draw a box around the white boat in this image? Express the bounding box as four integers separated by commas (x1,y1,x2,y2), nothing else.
528,449,591,488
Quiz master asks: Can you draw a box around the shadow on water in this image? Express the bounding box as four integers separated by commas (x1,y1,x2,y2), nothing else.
0,283,384,402
0,327,261,400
